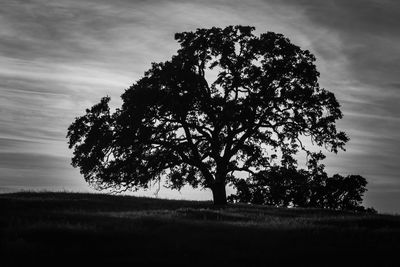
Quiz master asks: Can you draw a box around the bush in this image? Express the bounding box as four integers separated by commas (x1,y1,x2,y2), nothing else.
228,167,370,212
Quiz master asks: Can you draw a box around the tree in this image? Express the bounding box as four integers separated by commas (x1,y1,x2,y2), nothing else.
228,157,369,212
67,25,348,205
324,174,367,211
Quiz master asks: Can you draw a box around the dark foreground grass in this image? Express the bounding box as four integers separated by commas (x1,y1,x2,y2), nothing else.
1,192,399,266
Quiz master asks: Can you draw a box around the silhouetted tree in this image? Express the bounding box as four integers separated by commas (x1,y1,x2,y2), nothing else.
67,25,348,205
229,155,369,212
324,174,367,211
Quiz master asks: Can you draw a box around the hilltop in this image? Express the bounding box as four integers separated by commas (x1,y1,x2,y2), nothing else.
1,192,399,266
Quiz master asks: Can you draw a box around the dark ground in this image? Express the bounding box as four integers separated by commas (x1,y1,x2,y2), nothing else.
1,192,399,266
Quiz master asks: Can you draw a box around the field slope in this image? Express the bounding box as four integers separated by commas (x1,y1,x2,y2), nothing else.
1,192,399,266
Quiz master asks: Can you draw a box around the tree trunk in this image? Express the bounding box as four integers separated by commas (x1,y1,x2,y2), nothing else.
211,181,227,205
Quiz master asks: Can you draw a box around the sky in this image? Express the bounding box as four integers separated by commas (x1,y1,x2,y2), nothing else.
1,0,399,213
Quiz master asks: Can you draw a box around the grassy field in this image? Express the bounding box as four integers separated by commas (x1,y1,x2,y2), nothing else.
1,192,399,266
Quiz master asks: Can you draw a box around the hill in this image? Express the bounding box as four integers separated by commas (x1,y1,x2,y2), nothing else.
1,192,399,266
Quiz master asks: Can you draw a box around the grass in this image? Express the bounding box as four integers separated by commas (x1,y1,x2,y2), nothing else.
1,192,399,266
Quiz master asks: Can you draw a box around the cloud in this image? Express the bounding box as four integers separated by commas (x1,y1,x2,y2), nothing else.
1,0,399,212
0,152,86,190
274,0,400,95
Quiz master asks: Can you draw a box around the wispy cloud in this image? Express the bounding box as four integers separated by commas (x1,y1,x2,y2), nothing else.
1,0,399,212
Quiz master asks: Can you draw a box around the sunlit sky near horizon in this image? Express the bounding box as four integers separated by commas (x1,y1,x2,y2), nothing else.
1,0,400,213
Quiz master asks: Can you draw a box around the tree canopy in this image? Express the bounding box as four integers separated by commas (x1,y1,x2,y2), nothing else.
67,25,349,205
